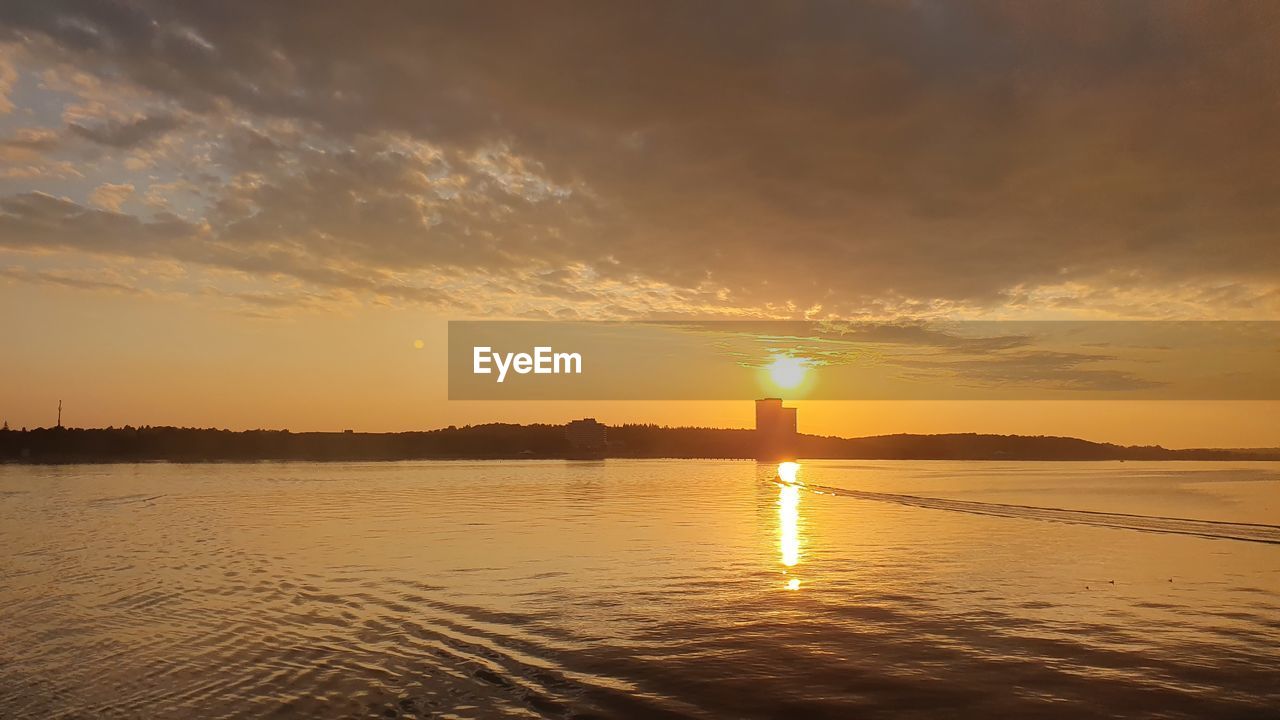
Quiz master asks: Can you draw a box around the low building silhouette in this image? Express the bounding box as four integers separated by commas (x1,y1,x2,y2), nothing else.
755,398,797,461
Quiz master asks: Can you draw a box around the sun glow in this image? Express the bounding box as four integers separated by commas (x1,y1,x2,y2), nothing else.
766,354,809,389
777,461,800,484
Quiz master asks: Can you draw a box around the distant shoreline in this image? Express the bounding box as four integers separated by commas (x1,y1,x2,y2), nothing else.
6,457,1280,467
4,425,1277,464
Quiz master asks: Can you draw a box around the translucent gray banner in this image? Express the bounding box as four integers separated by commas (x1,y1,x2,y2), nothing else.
448,321,1280,400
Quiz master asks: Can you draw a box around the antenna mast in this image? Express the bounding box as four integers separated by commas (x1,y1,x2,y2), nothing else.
57,400,62,429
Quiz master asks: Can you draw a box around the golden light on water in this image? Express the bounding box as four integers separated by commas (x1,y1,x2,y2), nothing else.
777,461,803,590
779,483,800,568
766,354,809,389
778,461,800,485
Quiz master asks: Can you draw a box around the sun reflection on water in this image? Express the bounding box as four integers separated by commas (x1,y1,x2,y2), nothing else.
777,461,800,485
777,462,803,590
779,483,800,567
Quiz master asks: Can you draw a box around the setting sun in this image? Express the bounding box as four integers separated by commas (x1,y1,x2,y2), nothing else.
766,355,810,389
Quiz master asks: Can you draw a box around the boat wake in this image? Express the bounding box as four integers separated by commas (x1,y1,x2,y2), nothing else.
806,484,1280,545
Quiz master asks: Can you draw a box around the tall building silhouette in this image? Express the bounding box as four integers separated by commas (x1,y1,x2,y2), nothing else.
755,398,797,461
565,418,608,459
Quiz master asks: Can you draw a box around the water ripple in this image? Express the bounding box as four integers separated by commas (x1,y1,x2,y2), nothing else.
0,460,1277,718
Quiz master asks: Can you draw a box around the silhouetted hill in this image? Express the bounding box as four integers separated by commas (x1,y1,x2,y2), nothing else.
1,424,1276,463
794,432,1278,461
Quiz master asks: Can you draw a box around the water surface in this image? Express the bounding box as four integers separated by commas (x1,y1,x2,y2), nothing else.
2,460,1278,718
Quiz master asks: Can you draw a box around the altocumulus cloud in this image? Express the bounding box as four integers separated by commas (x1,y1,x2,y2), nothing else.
0,0,1278,318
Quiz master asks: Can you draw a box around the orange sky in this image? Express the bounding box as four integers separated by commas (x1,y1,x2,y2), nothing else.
1,3,1278,446
4,281,1276,448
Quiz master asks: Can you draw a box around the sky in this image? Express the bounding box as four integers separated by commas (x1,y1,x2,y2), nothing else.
1,1,1278,446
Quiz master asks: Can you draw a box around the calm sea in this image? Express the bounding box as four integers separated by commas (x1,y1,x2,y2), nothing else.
1,460,1278,718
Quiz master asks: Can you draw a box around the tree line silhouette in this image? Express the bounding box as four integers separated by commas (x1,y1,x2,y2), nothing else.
1,423,1275,463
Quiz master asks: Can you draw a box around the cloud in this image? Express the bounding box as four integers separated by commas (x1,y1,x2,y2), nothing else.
0,264,147,296
890,349,1164,392
0,191,469,310
67,112,182,148
0,128,72,177
89,182,134,211
0,192,200,257
0,127,60,154
0,42,16,114
0,2,1277,318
